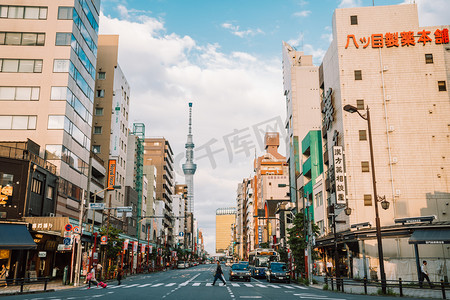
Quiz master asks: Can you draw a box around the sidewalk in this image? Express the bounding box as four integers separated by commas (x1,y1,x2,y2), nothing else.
0,280,74,296
309,275,447,299
0,271,151,297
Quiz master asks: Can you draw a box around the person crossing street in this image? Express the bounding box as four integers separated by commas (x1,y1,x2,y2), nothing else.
212,261,226,286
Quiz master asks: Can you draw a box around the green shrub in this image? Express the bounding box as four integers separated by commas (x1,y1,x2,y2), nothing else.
323,284,329,290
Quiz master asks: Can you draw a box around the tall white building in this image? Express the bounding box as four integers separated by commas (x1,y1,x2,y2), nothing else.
92,35,130,211
282,43,322,207
317,3,450,281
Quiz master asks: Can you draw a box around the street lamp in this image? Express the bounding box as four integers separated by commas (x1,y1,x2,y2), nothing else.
343,104,389,294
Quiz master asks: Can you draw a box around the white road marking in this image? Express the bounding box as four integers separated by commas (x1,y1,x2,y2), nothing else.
137,283,153,287
231,283,240,287
240,297,262,299
267,284,281,288
192,283,201,286
293,295,345,300
243,283,253,287
294,285,308,289
165,283,176,286
206,283,213,286
255,284,267,288
151,283,164,287
122,283,139,288
108,285,122,289
282,285,295,289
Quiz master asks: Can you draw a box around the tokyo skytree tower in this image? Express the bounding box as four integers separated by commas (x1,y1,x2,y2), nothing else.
182,102,197,213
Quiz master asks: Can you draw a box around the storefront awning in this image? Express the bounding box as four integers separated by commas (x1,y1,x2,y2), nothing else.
0,223,37,249
409,229,450,244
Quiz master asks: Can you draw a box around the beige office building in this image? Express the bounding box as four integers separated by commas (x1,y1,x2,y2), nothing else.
282,44,322,206
92,35,130,211
216,207,236,254
0,1,100,219
143,138,175,245
317,4,450,281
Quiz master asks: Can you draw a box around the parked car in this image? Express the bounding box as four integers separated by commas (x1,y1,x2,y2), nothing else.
229,263,251,282
177,261,186,269
266,262,290,283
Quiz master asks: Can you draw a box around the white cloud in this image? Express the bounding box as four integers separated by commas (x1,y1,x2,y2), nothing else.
338,0,362,8
401,0,450,27
287,33,304,48
221,22,264,38
293,10,312,17
99,13,284,254
321,26,333,43
298,0,308,6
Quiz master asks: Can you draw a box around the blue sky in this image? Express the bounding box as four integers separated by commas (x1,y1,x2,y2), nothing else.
101,0,411,64
98,0,449,254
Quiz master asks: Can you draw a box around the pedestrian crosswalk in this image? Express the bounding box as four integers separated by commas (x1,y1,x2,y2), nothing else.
96,282,308,290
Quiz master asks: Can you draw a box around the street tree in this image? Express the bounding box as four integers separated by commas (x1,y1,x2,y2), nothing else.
286,212,319,277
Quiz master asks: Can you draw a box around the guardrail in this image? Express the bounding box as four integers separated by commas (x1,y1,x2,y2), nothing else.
0,277,51,293
324,276,449,299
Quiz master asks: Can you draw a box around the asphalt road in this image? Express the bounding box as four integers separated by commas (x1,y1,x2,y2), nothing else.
5,265,427,300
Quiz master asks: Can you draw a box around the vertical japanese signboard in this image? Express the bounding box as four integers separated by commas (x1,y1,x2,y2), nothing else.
333,146,346,205
111,102,121,157
107,159,116,190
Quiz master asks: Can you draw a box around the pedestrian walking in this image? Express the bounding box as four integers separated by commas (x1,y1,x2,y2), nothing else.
87,267,98,289
117,268,123,285
212,261,226,286
0,265,8,288
326,260,333,277
96,263,102,281
420,260,433,288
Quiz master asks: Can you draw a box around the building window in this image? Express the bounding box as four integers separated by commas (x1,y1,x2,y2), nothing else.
361,161,370,172
92,145,101,153
438,81,447,91
425,53,433,64
46,186,54,199
96,90,105,98
47,115,65,129
93,126,102,134
57,7,73,20
356,99,364,110
364,194,372,206
0,32,45,46
45,145,62,160
354,70,362,80
31,178,42,195
55,33,71,46
350,15,358,25
0,59,42,73
50,87,68,101
94,108,103,116
359,130,367,141
0,115,36,130
53,59,69,72
0,87,39,101
98,72,106,80
0,6,47,20
315,191,323,207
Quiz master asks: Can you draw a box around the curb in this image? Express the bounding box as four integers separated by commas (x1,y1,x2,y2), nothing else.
0,289,55,297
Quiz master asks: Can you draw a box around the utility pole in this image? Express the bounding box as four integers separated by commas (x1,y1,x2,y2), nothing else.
74,153,92,286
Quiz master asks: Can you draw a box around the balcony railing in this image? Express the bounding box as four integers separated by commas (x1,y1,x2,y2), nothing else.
0,144,57,174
